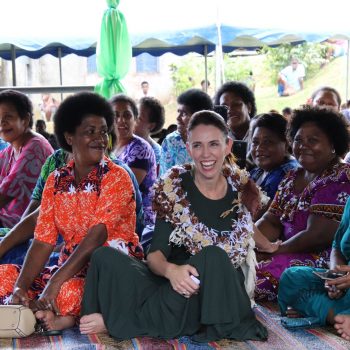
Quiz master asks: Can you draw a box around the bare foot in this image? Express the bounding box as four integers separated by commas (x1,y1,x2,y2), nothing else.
80,313,107,334
35,310,75,331
334,315,350,341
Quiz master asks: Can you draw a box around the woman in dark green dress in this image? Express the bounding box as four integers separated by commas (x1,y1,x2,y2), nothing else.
80,110,269,342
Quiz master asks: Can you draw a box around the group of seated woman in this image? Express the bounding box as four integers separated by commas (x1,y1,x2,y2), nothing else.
1,83,350,342
0,90,274,341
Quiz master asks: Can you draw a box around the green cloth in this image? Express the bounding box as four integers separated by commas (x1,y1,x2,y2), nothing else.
31,149,68,202
94,0,131,98
82,172,267,342
278,197,350,324
149,171,238,264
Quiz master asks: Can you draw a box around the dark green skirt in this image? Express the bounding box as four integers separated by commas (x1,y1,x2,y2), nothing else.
81,246,267,342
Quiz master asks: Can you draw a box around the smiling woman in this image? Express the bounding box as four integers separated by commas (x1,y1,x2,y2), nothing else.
79,110,273,342
249,113,298,220
0,90,53,228
110,94,157,230
0,92,142,334
254,106,350,301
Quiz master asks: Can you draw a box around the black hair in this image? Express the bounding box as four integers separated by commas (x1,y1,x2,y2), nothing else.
288,106,349,156
109,94,138,119
311,86,342,108
282,107,293,115
177,88,213,114
188,110,228,138
36,119,46,127
201,79,210,86
54,92,114,153
0,89,33,128
213,81,257,117
251,113,288,142
167,124,177,134
139,96,165,134
141,81,149,86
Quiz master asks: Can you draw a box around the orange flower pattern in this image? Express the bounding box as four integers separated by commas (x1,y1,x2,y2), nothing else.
0,156,143,316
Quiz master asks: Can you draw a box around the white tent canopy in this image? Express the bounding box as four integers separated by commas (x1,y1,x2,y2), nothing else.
1,0,350,58
0,0,349,95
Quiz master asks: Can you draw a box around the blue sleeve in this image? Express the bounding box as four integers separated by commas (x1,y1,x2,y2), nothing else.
159,136,174,176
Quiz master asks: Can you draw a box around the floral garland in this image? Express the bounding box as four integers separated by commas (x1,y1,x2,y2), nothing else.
153,163,268,267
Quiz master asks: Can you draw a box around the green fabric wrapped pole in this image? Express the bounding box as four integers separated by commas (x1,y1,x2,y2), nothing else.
94,0,131,98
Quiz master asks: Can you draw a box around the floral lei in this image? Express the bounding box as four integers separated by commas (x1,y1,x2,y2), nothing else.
153,163,268,267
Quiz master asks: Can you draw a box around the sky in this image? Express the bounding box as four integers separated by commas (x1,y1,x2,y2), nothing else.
1,0,349,42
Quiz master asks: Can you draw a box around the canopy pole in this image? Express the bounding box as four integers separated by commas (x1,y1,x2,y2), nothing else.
215,1,224,88
10,45,16,86
58,47,63,101
346,39,350,101
204,45,208,92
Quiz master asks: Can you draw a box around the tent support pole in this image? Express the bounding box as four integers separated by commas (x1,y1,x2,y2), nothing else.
204,45,208,92
347,39,350,101
11,45,16,86
58,47,63,101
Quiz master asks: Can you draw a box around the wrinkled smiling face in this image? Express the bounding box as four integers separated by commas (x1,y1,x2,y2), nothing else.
65,115,108,166
186,124,232,182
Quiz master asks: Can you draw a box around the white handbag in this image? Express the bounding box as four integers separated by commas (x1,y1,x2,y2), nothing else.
0,305,36,338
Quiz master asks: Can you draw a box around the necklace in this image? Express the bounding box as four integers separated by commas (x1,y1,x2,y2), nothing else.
153,163,269,267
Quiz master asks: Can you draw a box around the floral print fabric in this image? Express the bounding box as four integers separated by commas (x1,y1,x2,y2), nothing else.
116,135,156,227
0,135,53,228
159,131,192,177
255,163,350,301
0,156,142,316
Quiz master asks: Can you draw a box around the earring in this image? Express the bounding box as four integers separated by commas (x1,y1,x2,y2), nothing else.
332,149,336,154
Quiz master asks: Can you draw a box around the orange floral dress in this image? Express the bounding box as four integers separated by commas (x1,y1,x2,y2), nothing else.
0,156,143,316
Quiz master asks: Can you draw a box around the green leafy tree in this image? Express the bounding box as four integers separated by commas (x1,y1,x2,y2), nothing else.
262,42,329,84
170,53,256,94
169,54,215,96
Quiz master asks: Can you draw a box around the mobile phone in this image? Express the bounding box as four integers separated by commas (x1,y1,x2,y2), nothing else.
190,275,200,285
312,270,347,280
232,140,247,169
214,105,228,122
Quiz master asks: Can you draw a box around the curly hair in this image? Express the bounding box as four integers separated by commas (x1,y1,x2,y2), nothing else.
139,96,165,134
288,106,349,156
0,89,33,128
177,88,213,114
109,94,138,119
213,81,257,117
251,112,288,142
54,92,114,153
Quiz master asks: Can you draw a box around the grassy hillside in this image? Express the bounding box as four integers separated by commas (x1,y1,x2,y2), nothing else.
163,55,350,126
255,55,350,114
